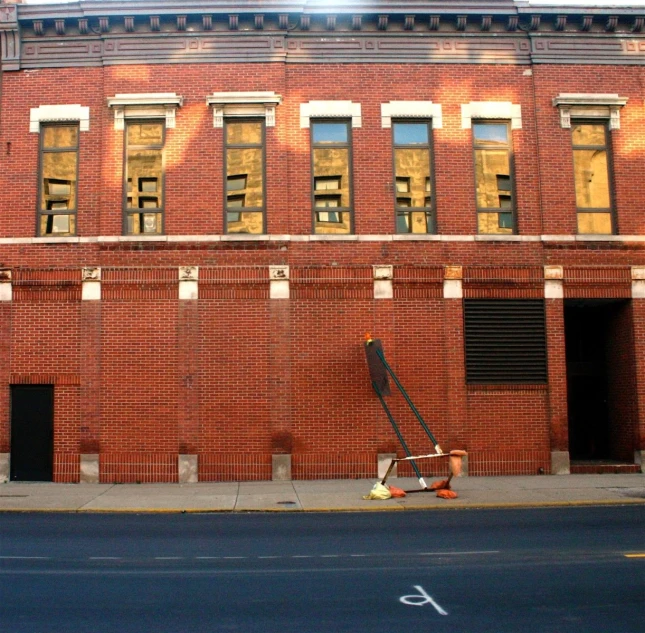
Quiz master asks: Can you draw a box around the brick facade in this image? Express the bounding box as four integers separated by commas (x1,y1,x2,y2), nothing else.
0,0,643,482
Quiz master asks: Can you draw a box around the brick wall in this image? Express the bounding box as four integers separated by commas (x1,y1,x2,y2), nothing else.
1,57,644,480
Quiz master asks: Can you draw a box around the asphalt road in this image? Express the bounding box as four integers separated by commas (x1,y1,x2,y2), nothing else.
1,506,643,633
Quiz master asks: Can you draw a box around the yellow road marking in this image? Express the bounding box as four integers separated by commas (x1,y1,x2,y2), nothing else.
624,554,645,558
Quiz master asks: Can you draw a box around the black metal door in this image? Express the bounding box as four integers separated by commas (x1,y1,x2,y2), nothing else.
10,385,54,481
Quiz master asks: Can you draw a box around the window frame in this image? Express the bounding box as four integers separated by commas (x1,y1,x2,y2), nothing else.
223,117,266,235
471,119,517,235
391,119,436,234
122,118,166,236
310,119,354,235
37,122,80,237
570,118,616,235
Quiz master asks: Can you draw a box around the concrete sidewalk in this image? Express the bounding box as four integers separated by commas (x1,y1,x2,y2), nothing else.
0,473,643,512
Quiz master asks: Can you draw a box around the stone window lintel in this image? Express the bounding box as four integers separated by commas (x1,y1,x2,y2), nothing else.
30,104,90,133
207,92,282,128
300,100,362,128
461,101,522,129
552,93,627,130
107,93,183,130
381,101,443,129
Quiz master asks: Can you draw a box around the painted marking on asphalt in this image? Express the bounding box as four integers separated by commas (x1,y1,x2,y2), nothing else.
624,553,645,558
0,550,501,563
400,585,448,615
419,550,500,557
0,565,462,577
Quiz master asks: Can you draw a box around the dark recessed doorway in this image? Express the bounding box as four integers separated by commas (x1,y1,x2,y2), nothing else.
564,299,636,463
10,385,54,481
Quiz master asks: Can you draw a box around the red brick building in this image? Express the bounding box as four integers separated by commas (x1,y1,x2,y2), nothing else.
0,0,643,483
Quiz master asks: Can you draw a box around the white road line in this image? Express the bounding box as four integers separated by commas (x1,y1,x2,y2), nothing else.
419,550,500,556
0,550,501,563
0,565,448,577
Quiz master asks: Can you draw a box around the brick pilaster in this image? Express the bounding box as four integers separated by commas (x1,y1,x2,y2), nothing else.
443,266,466,450
269,298,292,459
545,299,568,452
177,268,200,458
80,300,101,454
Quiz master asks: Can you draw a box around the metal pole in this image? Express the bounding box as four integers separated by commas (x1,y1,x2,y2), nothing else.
372,381,426,488
375,347,442,453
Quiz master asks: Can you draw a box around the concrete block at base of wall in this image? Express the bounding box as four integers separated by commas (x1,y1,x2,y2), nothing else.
0,453,9,483
458,453,469,477
272,454,291,481
378,453,397,479
179,455,198,483
80,454,99,483
635,450,645,471
551,451,571,475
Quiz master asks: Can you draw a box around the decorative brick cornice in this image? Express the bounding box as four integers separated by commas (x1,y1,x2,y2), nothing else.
5,2,645,71
0,3,20,70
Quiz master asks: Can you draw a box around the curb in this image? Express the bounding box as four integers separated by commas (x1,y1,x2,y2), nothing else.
1,498,644,513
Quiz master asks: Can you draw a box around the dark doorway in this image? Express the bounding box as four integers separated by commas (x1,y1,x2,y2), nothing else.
10,385,54,481
564,300,636,463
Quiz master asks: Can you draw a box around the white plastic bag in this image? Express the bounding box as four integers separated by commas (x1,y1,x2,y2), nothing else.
362,482,392,500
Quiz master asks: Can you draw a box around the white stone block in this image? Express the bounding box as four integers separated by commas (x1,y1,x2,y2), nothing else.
179,280,198,300
443,279,463,299
179,455,198,483
0,453,9,483
374,279,393,299
544,279,564,299
551,451,570,475
378,453,397,479
80,454,99,483
272,454,291,481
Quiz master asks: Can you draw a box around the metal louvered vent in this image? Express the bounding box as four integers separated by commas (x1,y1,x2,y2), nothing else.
464,300,547,384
